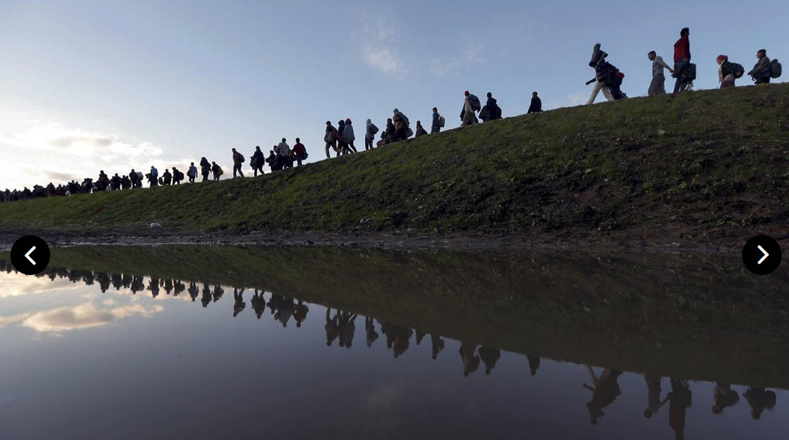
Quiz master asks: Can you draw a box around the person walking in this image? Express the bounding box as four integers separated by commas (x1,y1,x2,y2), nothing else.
748,49,772,85
717,55,738,88
343,118,357,153
364,119,378,150
648,51,674,96
431,107,442,133
672,27,691,93
485,92,502,120
527,92,542,113
292,138,307,167
586,44,615,104
251,146,265,176
325,121,339,158
415,121,427,138
187,162,197,183
460,91,479,127
231,148,245,178
392,108,409,142
150,166,159,187
277,138,291,169
200,157,210,182
211,162,222,181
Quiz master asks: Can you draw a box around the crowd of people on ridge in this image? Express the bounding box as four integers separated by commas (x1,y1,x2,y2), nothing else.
2,27,782,204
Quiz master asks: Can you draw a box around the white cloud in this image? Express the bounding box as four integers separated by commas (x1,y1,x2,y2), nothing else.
429,38,485,78
360,16,405,76
365,48,400,74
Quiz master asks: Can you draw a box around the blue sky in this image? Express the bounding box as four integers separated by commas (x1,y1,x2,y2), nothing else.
1,0,786,189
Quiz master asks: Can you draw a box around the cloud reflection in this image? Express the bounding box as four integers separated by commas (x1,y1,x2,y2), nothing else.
16,303,162,333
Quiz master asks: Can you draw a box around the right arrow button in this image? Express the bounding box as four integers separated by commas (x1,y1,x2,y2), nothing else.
743,236,782,275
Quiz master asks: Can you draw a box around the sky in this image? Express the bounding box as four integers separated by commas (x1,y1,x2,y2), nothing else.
1,0,787,190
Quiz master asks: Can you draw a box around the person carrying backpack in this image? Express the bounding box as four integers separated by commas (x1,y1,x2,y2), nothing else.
460,91,480,126
586,44,616,104
672,27,692,93
211,162,222,181
647,51,674,96
392,108,410,142
717,55,742,88
150,166,159,187
748,49,772,85
485,92,502,120
231,148,245,178
187,162,198,183
277,138,291,170
251,146,265,176
365,119,378,150
200,157,211,182
292,138,307,167
431,107,444,133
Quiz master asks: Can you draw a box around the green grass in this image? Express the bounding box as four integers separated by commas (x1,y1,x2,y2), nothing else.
2,84,788,237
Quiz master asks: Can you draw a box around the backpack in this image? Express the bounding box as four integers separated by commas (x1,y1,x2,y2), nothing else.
217,167,223,176
479,105,490,122
238,153,245,163
468,94,481,111
370,123,379,135
771,59,782,78
727,62,745,79
438,115,445,127
398,112,410,127
684,63,697,81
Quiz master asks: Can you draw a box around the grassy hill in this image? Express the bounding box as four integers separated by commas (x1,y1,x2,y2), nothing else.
1,84,788,243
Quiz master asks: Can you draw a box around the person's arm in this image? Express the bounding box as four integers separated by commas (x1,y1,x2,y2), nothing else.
658,57,674,73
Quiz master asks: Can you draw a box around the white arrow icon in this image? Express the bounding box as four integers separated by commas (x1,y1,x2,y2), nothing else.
24,246,36,265
757,245,769,265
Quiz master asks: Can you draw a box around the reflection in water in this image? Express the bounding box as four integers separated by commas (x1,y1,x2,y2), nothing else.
1,254,788,440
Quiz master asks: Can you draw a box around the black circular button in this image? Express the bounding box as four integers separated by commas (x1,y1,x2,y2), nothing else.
742,235,782,275
10,235,50,275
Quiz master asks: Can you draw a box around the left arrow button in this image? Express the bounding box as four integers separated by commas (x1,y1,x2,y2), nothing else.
10,236,50,275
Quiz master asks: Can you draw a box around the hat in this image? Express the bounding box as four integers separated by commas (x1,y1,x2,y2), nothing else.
464,91,469,96
345,118,351,123
717,55,728,63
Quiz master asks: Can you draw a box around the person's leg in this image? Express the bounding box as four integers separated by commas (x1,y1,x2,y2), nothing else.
602,85,615,101
586,80,603,105
325,142,331,159
673,59,686,93
348,141,357,153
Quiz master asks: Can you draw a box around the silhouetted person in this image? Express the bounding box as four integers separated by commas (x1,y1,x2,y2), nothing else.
744,387,777,420
174,280,185,296
430,334,445,360
200,157,211,182
251,146,265,176
325,309,340,346
201,284,212,308
163,278,173,295
272,295,294,327
643,374,669,418
212,284,225,302
188,282,199,302
293,300,309,328
711,382,739,415
381,324,413,358
668,378,692,440
365,317,379,348
233,288,246,317
527,355,541,376
148,278,160,298
459,342,480,377
584,367,623,425
478,346,501,375
131,276,144,294
338,312,357,349
251,289,266,319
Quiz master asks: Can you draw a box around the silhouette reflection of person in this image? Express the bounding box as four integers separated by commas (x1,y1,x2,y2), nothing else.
212,285,225,302
149,278,160,298
188,282,199,302
251,290,266,319
130,276,144,294
478,347,501,375
644,374,669,418
415,331,426,346
365,317,380,348
744,387,777,420
668,378,692,440
527,355,541,376
381,324,413,358
325,309,340,346
174,280,185,297
293,300,309,328
273,295,294,328
201,284,212,308
712,383,739,415
338,312,357,349
430,334,445,360
233,288,246,317
583,366,623,425
459,343,480,377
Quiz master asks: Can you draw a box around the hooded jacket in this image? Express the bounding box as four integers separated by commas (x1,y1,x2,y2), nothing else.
343,121,355,143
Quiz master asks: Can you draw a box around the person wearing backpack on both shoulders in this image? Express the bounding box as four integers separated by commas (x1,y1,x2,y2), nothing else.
365,119,378,150
648,51,674,96
231,148,245,178
292,138,307,167
392,108,410,142
211,162,222,181
460,91,480,127
749,49,772,85
251,146,265,176
431,107,444,133
528,92,542,113
200,157,211,182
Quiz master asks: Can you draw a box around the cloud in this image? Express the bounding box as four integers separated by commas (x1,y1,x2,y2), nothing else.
429,38,485,78
365,48,400,74
360,16,405,76
22,302,163,332
0,313,30,330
